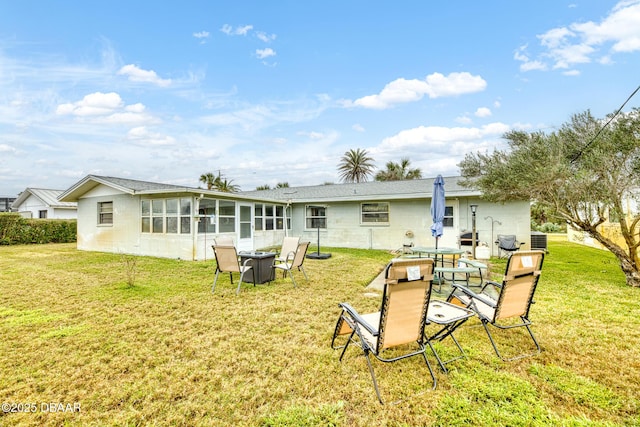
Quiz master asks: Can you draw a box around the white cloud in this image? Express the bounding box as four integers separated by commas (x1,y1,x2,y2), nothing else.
352,124,365,132
256,48,276,59
349,72,487,110
256,31,276,43
475,107,492,118
221,24,254,36
0,144,18,154
379,122,510,152
193,31,210,39
55,92,156,126
117,64,172,87
56,92,124,116
127,126,176,146
518,0,640,72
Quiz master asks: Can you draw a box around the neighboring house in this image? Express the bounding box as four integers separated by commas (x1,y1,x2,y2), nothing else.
0,196,16,212
11,188,77,219
59,174,531,260
567,191,639,251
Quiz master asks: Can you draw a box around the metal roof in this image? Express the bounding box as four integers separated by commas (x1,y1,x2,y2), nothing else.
12,188,77,209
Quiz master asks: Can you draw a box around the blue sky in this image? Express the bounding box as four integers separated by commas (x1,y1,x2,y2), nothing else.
1,1,640,196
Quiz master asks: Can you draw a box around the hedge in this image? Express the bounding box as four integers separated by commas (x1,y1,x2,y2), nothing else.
0,213,77,245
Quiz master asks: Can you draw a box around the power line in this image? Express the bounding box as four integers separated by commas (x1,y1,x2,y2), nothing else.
571,84,640,163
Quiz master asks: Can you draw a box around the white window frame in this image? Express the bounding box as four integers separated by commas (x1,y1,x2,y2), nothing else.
360,202,390,225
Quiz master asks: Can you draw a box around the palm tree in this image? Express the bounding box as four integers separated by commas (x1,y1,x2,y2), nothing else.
199,172,218,190
199,171,240,192
337,148,375,183
214,176,240,193
375,158,422,181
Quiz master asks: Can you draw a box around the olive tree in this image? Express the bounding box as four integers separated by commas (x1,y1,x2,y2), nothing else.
459,109,640,287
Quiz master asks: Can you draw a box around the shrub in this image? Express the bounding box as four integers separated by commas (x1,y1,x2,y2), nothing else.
0,213,76,244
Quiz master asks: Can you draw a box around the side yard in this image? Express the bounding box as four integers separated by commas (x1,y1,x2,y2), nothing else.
0,241,638,426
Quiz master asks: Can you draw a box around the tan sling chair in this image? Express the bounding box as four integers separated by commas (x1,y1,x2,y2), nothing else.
330,258,437,404
448,250,545,361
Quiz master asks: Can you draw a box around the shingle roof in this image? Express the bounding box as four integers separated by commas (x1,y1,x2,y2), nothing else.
59,174,479,204
241,176,478,203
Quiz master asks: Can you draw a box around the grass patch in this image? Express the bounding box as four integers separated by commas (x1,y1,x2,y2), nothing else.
0,241,639,426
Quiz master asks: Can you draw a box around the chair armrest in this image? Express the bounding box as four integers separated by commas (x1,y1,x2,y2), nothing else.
451,283,497,309
241,258,252,268
338,303,379,336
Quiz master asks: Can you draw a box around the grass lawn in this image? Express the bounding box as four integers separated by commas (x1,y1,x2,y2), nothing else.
1,240,639,426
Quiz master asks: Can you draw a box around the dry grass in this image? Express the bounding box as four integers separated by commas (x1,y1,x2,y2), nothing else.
0,241,638,426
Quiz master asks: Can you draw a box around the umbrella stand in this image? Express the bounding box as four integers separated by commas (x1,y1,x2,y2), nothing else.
306,226,331,259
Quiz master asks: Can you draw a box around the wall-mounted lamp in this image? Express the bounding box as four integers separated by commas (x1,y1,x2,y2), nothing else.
470,204,478,258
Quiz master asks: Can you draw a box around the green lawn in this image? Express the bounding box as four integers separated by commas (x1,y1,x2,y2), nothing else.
0,240,638,426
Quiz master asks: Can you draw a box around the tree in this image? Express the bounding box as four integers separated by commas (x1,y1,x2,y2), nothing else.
199,172,217,190
214,176,240,193
458,109,640,287
337,148,375,183
375,158,422,181
199,171,240,193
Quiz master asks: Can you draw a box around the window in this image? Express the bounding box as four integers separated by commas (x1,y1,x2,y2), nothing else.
198,199,217,233
142,198,192,234
98,201,113,225
152,199,164,233
275,205,284,230
180,199,191,234
38,210,47,219
254,204,264,231
219,200,236,232
265,205,274,230
166,199,179,233
361,203,389,224
305,205,326,229
444,206,454,227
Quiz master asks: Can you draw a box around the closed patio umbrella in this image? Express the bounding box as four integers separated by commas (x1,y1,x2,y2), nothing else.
430,175,445,250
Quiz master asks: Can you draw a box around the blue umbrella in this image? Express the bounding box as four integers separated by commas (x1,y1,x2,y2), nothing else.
430,175,445,250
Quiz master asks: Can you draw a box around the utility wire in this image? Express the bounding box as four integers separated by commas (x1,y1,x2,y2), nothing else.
571,84,640,163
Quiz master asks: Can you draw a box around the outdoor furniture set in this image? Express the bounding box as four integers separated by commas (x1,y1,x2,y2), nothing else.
211,235,309,295
331,250,546,404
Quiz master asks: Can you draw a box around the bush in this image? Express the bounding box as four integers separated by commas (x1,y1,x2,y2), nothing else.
0,213,76,244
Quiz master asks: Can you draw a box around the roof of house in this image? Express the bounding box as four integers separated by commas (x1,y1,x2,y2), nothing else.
59,174,479,204
58,175,280,203
12,188,77,209
241,175,479,203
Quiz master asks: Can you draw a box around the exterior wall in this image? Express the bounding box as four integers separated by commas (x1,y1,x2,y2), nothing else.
72,181,531,260
14,194,77,219
289,197,531,255
77,187,196,260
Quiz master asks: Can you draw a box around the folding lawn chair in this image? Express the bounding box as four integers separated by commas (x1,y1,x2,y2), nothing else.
448,250,545,361
330,258,437,404
495,234,524,258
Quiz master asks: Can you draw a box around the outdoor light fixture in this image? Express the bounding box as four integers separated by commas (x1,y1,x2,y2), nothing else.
470,204,478,259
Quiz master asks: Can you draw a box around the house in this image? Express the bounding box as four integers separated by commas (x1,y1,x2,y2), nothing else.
567,190,639,252
59,175,531,260
0,196,16,212
12,188,77,219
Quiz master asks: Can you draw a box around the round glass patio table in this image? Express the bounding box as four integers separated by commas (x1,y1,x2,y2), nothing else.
410,246,465,266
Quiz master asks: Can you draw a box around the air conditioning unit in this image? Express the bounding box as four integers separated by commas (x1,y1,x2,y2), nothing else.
531,231,548,253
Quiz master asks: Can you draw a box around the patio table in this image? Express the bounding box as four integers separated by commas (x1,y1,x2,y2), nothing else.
239,251,276,284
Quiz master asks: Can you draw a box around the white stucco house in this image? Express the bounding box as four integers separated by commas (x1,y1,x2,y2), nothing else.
12,188,77,219
58,175,531,260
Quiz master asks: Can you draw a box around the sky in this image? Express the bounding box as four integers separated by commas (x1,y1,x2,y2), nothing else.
1,1,640,197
